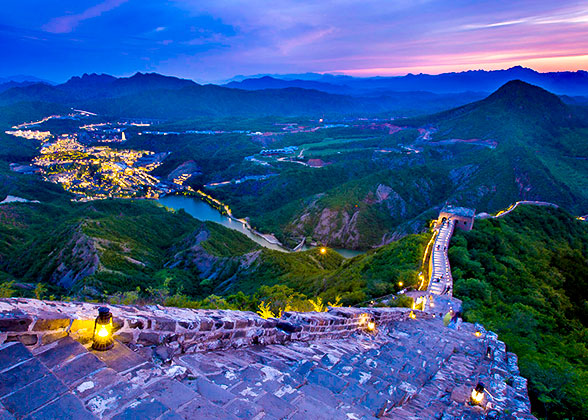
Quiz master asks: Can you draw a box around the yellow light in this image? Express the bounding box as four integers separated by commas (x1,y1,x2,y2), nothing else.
367,321,376,332
409,311,416,320
470,383,485,405
320,247,327,254
474,331,482,338
92,307,114,351
398,281,403,287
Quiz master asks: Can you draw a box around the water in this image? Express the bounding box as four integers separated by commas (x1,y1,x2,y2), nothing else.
157,195,365,258
157,195,286,251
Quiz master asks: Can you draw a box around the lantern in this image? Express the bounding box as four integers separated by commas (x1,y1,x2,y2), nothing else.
470,383,485,405
92,307,114,351
367,320,376,332
474,330,482,338
319,247,327,254
409,311,416,319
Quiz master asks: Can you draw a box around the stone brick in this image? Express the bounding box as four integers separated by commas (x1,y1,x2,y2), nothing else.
178,396,238,420
255,392,295,418
73,368,120,401
224,398,263,418
0,358,49,398
307,368,348,393
152,317,176,331
93,341,147,373
110,396,167,420
8,334,37,346
1,374,67,418
41,331,68,345
32,317,71,332
85,381,144,418
0,314,33,333
190,377,235,405
0,342,32,372
54,353,106,386
138,332,161,345
36,336,87,369
23,393,95,420
127,318,145,329
145,377,197,410
114,331,134,343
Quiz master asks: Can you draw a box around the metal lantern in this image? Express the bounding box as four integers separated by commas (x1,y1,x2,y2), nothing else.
367,320,376,332
470,382,485,405
92,307,114,351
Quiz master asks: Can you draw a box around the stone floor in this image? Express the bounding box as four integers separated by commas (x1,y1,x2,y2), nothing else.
0,317,532,419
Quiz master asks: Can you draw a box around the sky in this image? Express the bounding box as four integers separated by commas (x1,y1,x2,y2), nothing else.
1,0,588,83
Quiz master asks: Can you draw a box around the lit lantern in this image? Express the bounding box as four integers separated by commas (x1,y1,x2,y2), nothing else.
320,247,327,254
470,383,485,405
92,307,114,351
398,281,403,287
409,311,416,319
474,330,482,338
367,320,376,332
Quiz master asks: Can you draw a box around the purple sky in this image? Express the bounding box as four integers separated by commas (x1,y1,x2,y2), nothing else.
1,0,588,82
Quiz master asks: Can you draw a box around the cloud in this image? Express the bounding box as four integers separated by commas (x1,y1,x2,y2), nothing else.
42,0,129,34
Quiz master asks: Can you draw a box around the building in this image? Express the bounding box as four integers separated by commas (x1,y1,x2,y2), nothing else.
438,205,475,231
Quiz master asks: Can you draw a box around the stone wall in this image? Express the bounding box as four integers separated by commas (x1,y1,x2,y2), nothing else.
0,298,423,353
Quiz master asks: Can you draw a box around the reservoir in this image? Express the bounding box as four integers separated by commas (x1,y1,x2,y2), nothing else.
157,195,364,258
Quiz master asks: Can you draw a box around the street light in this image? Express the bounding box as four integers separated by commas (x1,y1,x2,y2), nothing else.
92,307,114,351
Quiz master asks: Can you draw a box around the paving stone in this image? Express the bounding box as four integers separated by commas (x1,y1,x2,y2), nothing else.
145,378,197,410
23,393,95,420
1,374,67,418
0,407,15,420
177,396,238,420
224,398,263,418
92,341,147,373
0,358,50,398
85,381,144,419
72,368,120,401
54,353,106,386
0,343,32,372
111,397,168,420
156,411,185,420
188,377,235,405
255,392,295,419
288,395,342,420
306,368,348,393
36,337,87,369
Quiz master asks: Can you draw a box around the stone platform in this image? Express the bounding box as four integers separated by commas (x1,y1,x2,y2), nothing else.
0,299,535,419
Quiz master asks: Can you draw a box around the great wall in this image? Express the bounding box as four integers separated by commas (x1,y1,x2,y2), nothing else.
0,205,539,420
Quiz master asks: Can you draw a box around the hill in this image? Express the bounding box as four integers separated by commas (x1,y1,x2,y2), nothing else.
450,205,588,419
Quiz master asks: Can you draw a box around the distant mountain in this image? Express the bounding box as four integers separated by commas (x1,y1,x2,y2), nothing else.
224,76,353,95
0,72,486,118
0,75,54,85
229,66,588,96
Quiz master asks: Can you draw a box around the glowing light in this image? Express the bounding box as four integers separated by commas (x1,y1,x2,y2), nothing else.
92,307,114,351
367,321,376,332
409,311,416,320
474,331,482,338
320,247,327,254
398,281,403,287
470,383,485,405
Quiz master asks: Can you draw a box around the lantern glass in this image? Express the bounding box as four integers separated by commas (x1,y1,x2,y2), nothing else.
367,321,376,332
470,383,485,405
92,307,114,351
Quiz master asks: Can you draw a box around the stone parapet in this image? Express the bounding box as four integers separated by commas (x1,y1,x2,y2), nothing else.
0,298,423,353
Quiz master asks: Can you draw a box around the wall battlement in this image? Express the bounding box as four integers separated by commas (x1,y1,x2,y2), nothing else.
0,298,417,352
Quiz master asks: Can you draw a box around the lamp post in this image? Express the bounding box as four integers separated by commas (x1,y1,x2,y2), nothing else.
92,307,114,351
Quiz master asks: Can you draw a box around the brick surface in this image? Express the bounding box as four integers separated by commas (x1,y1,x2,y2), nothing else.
93,341,146,373
23,393,95,420
0,358,50,398
145,378,197,410
53,353,106,385
0,343,32,372
35,336,87,369
1,374,67,418
110,397,167,420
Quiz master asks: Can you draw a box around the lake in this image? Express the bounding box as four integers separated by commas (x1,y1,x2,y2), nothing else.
157,195,364,258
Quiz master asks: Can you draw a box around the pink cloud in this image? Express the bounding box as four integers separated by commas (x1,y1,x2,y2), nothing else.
42,0,128,34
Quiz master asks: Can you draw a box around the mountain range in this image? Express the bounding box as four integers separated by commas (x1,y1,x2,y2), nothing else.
226,66,588,96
